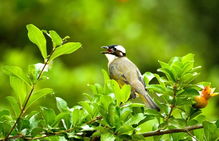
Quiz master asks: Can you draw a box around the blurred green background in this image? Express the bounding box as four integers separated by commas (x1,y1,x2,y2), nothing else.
0,0,219,119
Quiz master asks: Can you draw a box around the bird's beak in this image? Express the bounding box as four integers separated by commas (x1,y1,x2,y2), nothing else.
101,46,109,54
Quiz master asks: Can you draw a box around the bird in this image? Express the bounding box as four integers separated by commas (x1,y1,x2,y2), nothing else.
101,45,160,111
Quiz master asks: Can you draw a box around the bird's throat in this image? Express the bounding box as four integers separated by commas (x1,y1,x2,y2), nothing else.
105,54,118,65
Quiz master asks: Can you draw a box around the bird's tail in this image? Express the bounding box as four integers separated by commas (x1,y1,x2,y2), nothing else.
139,92,160,111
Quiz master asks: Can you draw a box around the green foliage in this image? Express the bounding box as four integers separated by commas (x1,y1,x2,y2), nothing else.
0,24,219,141
26,24,47,60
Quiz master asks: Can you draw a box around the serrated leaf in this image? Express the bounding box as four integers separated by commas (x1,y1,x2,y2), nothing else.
50,42,81,61
56,97,69,112
2,66,32,86
27,88,54,109
26,24,47,59
49,30,63,48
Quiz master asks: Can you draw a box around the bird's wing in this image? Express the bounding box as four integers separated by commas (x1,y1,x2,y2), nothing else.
109,57,142,85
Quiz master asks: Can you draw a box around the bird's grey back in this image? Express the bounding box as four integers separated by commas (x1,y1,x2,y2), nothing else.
109,57,145,86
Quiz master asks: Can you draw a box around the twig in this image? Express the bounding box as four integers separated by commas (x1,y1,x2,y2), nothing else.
0,124,203,140
143,124,203,137
165,84,177,121
5,49,56,140
1,116,103,141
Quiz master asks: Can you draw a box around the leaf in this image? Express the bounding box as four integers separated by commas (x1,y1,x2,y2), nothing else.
2,66,32,86
125,113,145,126
56,97,69,112
50,42,81,61
26,24,47,59
53,112,69,126
182,53,194,64
6,96,20,117
112,80,131,105
49,30,63,48
10,76,27,106
203,121,219,141
157,68,175,82
116,125,134,135
120,84,131,103
27,88,54,109
101,132,115,141
41,107,56,126
143,72,155,85
72,107,87,126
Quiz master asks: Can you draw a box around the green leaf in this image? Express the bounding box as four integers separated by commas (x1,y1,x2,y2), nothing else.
120,84,131,103
53,112,69,126
157,68,175,82
107,103,120,127
182,53,194,64
143,72,155,85
10,76,27,106
49,30,63,48
50,42,81,61
56,97,69,112
27,88,54,109
26,24,47,59
72,107,87,126
2,66,32,86
116,125,134,135
203,121,219,141
120,107,132,121
101,132,115,141
112,80,131,105
6,96,20,117
125,113,145,126
41,107,56,126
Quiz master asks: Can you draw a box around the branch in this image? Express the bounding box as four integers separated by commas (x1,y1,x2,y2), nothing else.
165,84,177,121
142,124,203,137
1,116,102,141
5,49,56,140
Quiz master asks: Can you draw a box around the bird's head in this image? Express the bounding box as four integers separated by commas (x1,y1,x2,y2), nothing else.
101,45,126,57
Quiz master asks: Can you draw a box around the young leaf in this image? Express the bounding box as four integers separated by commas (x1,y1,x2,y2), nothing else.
26,24,47,59
27,88,54,109
56,97,69,112
50,42,81,61
2,66,32,86
49,30,63,48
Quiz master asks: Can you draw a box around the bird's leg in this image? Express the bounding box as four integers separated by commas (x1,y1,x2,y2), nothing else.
129,89,137,99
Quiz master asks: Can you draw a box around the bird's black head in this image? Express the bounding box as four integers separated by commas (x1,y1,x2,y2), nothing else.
101,45,126,57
